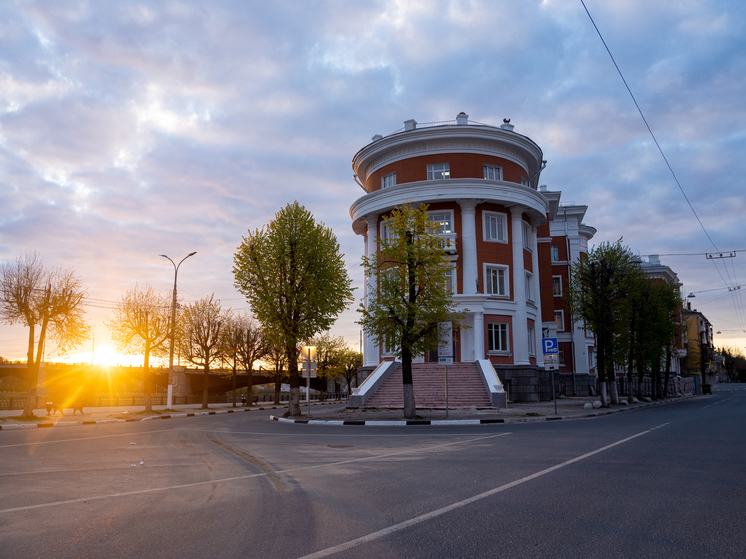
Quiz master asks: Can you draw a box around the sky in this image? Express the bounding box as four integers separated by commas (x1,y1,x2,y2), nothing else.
1,0,745,365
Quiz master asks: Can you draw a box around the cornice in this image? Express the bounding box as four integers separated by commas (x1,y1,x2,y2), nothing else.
349,179,550,228
352,125,544,186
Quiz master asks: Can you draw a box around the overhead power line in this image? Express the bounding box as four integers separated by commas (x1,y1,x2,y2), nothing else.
579,0,721,253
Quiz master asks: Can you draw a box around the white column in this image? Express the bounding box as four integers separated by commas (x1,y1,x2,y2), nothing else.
364,215,380,367
510,207,530,365
531,224,544,367
458,199,478,294
474,312,484,361
363,233,369,308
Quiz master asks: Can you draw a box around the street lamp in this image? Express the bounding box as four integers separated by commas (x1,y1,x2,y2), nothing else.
160,252,196,408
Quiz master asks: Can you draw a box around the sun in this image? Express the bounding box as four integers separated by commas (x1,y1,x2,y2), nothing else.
59,344,143,367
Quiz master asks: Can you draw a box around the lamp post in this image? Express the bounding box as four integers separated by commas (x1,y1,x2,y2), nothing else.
160,252,196,408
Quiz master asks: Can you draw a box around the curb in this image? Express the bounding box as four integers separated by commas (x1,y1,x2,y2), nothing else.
268,395,697,426
0,404,291,431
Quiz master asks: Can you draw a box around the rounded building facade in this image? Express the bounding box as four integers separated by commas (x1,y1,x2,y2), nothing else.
351,113,561,382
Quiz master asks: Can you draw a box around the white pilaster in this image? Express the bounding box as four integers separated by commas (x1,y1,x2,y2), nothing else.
510,207,530,365
474,311,484,361
364,215,380,367
458,199,478,294
531,224,544,367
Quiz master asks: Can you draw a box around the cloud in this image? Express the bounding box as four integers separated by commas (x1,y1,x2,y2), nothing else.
1,0,745,359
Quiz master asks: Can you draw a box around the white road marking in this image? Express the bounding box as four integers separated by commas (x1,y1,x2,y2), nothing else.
0,428,179,449
294,423,669,559
0,432,510,514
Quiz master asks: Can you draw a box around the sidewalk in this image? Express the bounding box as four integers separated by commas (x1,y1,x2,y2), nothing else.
0,400,326,428
0,393,696,429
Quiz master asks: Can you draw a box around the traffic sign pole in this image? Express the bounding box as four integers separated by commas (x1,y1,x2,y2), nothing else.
542,338,559,416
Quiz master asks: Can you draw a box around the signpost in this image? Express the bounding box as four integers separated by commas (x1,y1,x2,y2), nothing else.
300,346,316,418
438,322,453,419
543,337,559,415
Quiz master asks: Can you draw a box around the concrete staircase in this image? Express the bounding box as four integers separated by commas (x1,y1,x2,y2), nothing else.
364,362,492,408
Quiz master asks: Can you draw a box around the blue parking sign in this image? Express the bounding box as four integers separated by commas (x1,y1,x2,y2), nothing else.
543,337,558,355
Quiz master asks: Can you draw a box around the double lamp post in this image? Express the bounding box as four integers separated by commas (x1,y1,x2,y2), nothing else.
160,252,196,409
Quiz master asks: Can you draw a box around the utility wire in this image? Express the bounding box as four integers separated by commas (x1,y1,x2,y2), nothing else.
580,0,721,254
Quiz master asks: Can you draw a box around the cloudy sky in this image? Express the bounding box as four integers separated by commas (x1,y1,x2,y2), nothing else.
1,0,744,364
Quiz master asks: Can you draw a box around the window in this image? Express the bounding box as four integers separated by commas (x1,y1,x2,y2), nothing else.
483,211,507,243
427,163,450,180
380,222,397,243
551,245,559,262
588,348,595,370
443,267,456,294
554,310,564,331
382,332,397,357
382,172,396,189
521,176,528,186
483,165,502,181
552,276,562,296
522,223,532,251
487,323,509,353
427,211,453,234
525,271,533,303
558,348,565,366
485,265,508,297
527,325,535,356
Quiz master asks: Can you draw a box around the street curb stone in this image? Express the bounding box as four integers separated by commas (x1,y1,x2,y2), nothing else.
0,395,695,431
0,404,289,430
268,395,696,426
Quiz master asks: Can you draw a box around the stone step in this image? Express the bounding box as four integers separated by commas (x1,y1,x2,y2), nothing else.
365,362,491,407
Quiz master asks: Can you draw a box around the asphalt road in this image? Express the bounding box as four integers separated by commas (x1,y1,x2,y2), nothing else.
1,385,744,559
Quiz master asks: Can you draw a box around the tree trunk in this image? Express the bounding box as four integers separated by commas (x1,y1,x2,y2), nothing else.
143,339,152,412
274,379,281,405
246,363,254,406
286,344,301,416
609,377,620,405
600,381,608,407
663,346,671,399
202,364,210,409
22,323,39,418
402,348,416,419
232,355,237,408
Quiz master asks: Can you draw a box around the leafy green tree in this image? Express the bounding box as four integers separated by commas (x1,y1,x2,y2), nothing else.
340,347,363,397
108,284,171,412
0,253,89,417
568,240,637,407
358,202,466,419
233,201,354,416
181,294,226,409
308,332,346,400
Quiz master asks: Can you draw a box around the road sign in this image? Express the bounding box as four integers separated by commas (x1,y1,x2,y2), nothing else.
438,322,453,357
301,362,317,378
438,357,453,366
542,337,559,355
544,353,559,370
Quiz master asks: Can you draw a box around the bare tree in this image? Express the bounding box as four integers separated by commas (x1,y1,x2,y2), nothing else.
265,340,288,405
107,284,171,412
0,253,89,417
308,332,346,400
235,316,270,406
181,294,226,409
219,312,269,407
